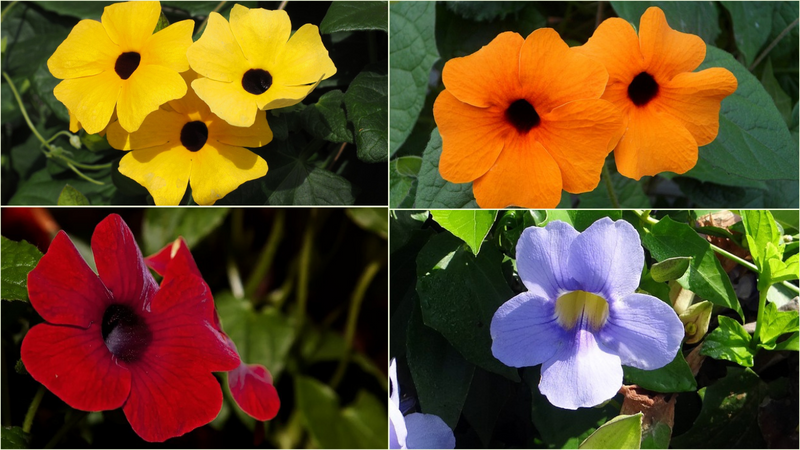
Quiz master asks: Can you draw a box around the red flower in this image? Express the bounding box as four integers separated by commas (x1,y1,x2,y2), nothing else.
146,238,281,421
21,214,240,442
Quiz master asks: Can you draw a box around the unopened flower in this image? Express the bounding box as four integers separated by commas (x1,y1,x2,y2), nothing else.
187,4,336,127
390,359,455,449
433,29,624,208
491,218,684,409
575,7,737,179
21,215,240,442
48,1,194,134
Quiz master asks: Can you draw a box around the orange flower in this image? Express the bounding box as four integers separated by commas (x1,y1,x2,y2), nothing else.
433,29,624,208
575,7,737,180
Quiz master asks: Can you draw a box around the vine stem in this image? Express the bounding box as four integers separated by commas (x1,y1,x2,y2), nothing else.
602,161,620,208
751,288,769,348
749,18,799,71
296,212,315,333
22,385,45,433
3,71,48,147
245,210,286,300
1,1,18,22
277,1,288,11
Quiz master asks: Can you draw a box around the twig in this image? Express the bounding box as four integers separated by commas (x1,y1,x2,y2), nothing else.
749,18,799,71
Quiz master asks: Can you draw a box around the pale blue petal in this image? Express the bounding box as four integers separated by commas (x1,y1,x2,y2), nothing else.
568,218,643,302
516,221,579,298
405,413,456,449
491,292,565,367
539,327,622,410
390,359,408,449
598,293,684,370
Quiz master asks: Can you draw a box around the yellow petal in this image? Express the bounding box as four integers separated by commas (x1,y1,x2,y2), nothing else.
101,1,161,51
189,142,268,205
141,19,194,72
272,24,336,86
116,65,187,132
230,7,291,69
107,109,184,151
210,110,273,148
167,70,212,117
53,71,121,134
187,12,249,83
638,7,706,81
47,19,118,79
118,144,193,205
256,77,321,111
192,77,258,127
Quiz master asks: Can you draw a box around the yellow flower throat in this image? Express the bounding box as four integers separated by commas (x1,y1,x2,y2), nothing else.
555,291,609,331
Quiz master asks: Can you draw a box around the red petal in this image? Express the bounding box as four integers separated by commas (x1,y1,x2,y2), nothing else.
144,237,201,278
28,231,112,327
229,363,280,421
91,214,158,311
21,323,130,411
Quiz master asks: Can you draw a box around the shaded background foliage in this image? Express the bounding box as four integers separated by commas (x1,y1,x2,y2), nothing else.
1,1,388,206
1,207,388,448
389,1,799,208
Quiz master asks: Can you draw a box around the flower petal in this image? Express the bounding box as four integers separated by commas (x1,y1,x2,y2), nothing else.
229,6,291,70
567,218,643,302
229,364,280,421
537,99,622,193
192,77,259,127
101,1,160,51
441,31,523,108
598,293,684,370
21,323,130,411
91,214,158,311
433,90,508,183
574,17,646,88
141,19,194,72
210,110,273,148
27,231,112,327
515,221,579,298
656,67,737,146
118,144,192,205
53,71,121,135
47,19,118,79
405,413,456,449
389,360,408,449
491,292,563,367
639,7,706,80
144,238,200,278
187,12,249,83
116,64,187,133
272,24,336,86
614,104,697,179
107,109,184,151
189,142,268,205
519,28,608,114
472,136,563,208
256,79,322,111
539,328,622,410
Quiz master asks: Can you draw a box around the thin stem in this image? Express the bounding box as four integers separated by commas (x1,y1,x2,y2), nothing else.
44,411,88,449
22,385,45,433
66,162,104,185
3,71,48,149
296,212,315,332
227,257,245,299
1,1,18,22
277,1,288,11
327,142,347,171
749,18,799,71
245,210,285,300
330,259,383,389
751,288,769,348
193,1,227,39
602,161,620,208
595,1,604,29
44,130,75,146
65,160,112,170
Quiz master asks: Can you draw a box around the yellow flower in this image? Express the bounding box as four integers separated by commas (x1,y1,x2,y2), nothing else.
106,70,271,205
47,1,194,134
187,4,337,127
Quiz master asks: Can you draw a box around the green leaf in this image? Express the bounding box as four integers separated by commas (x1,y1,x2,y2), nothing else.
1,236,43,302
430,210,497,255
320,1,388,33
641,421,672,449
346,208,387,239
153,11,169,33
445,1,527,22
9,165,116,206
772,331,799,351
577,169,649,208
568,210,622,232
719,2,774,67
461,368,515,447
1,426,30,449
579,413,642,449
623,351,697,393
649,257,692,282
34,2,114,20
57,184,90,205
416,233,519,381
340,391,388,449
696,46,798,182
344,70,388,163
760,58,793,127
390,159,418,207
609,1,721,44
142,208,229,255
670,367,767,448
700,316,755,367
757,301,799,350
31,63,69,123
741,209,782,269
415,129,478,207
390,1,439,154
302,90,353,144
642,217,744,320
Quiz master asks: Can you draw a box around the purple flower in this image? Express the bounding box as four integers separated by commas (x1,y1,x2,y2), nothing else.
390,359,455,449
490,218,684,410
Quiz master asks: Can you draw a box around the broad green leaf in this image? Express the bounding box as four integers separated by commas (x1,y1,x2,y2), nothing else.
32,63,69,123
696,46,798,182
57,184,90,205
415,129,478,207
772,331,799,350
161,1,255,18
416,233,518,380
430,210,497,255
764,252,799,285
2,6,69,78
767,2,799,74
340,391,388,449
407,300,475,428
757,301,799,350
35,1,114,20
642,217,744,320
1,426,30,449
650,257,691,282
320,1,388,33
302,90,353,144
568,210,622,232
741,209,782,268
610,1,721,44
701,316,755,367
390,159,418,207
641,421,672,449
719,2,774,67
344,70,388,163
1,237,43,302
153,11,169,33
396,155,423,177
577,169,649,208
760,58,793,126
770,209,799,232
670,367,767,448
623,351,697,393
579,413,642,449
766,280,797,308
445,1,527,22
390,1,439,154
461,368,515,447
142,208,229,255
346,208,387,239
9,167,115,206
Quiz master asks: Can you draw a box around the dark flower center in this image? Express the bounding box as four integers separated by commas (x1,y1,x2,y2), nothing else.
241,69,273,95
180,121,208,152
115,52,141,80
505,99,540,133
101,304,151,363
628,72,659,106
